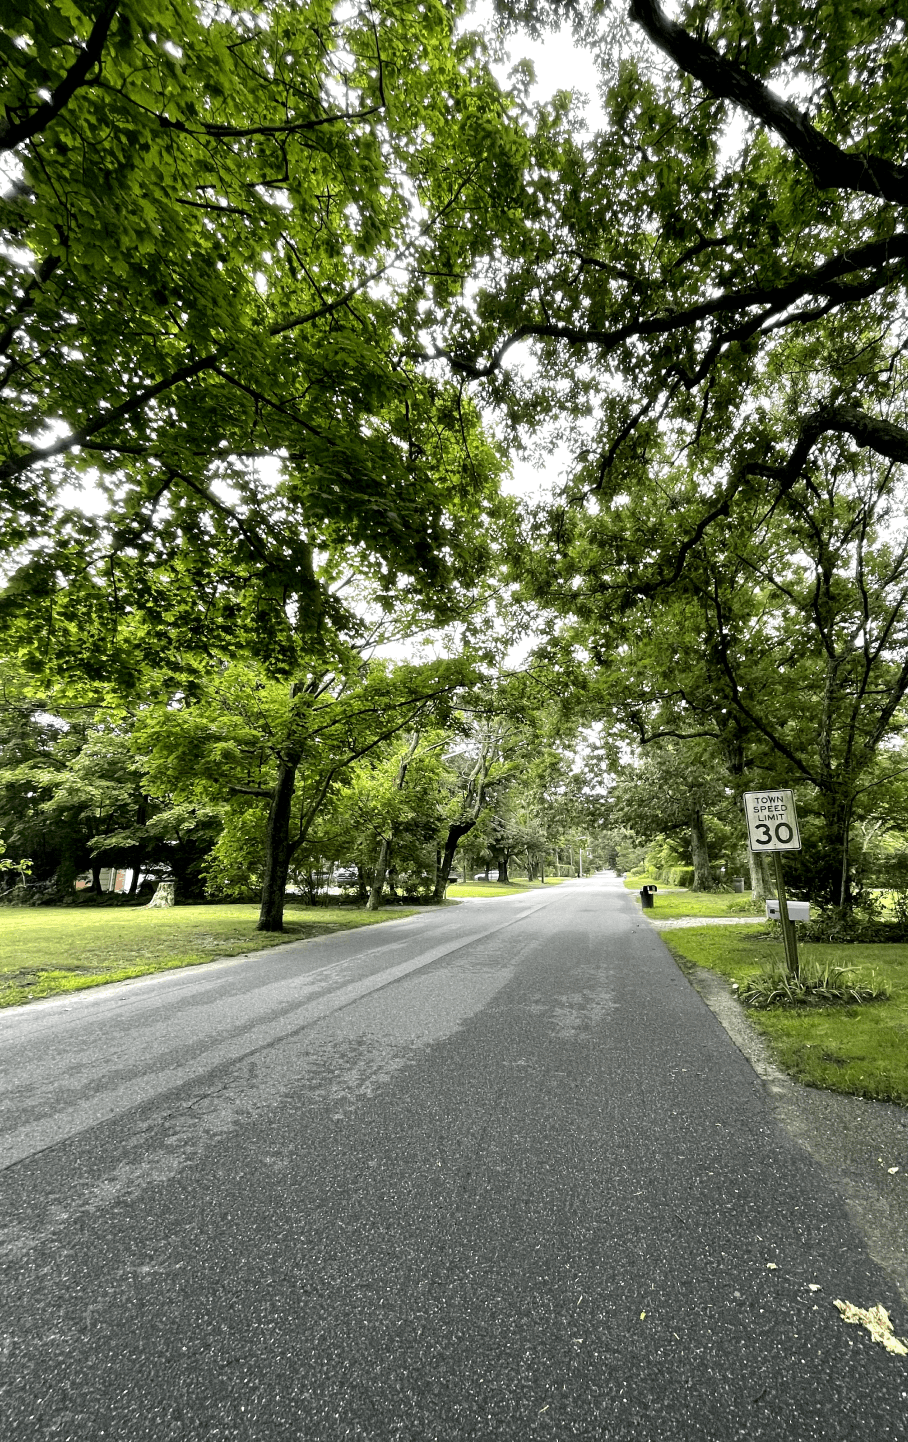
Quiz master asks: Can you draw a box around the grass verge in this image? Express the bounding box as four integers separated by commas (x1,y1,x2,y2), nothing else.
626,882,761,919
623,875,684,892
445,878,566,899
0,903,417,1009
660,924,908,1105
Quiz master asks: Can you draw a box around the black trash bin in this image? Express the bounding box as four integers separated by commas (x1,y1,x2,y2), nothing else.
640,884,656,909
733,877,746,893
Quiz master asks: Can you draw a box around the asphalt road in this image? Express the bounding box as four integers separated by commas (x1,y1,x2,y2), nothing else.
1,875,906,1440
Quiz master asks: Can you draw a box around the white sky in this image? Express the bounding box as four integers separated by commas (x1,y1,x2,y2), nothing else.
484,15,606,502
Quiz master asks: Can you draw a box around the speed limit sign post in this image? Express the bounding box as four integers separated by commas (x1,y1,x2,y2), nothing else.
743,790,802,978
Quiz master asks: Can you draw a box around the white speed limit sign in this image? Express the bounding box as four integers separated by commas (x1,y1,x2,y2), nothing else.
743,789,802,852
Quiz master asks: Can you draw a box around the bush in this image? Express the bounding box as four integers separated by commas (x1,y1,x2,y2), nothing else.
738,961,890,1009
803,905,908,944
668,866,695,888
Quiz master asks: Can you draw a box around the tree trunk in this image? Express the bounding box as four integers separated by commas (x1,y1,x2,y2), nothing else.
814,791,855,910
747,847,768,899
367,836,391,911
837,804,853,910
495,848,510,883
90,860,103,894
432,821,474,901
690,808,715,891
258,758,298,931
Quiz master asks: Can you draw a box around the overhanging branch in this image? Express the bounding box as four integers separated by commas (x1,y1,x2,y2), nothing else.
628,0,908,207
0,0,120,152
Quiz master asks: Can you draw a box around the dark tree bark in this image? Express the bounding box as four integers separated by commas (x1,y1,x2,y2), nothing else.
628,0,908,207
432,821,476,900
0,0,121,153
690,808,715,891
257,757,298,931
368,836,392,911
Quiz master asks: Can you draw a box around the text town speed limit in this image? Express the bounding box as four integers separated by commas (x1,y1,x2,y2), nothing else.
743,789,802,852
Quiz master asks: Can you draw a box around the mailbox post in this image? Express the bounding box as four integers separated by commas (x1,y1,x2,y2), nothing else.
743,790,803,978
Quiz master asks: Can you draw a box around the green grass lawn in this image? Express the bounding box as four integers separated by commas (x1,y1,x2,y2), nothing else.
446,877,566,899
0,903,417,1009
623,875,685,892
660,924,908,1106
624,879,761,918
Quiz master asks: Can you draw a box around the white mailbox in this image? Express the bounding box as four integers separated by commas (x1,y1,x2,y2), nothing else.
765,898,810,923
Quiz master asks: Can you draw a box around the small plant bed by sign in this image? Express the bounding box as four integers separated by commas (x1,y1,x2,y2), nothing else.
738,962,890,1009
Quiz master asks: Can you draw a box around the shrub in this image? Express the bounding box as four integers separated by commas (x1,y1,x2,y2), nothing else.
888,887,908,931
668,866,695,888
738,961,890,1009
803,905,908,944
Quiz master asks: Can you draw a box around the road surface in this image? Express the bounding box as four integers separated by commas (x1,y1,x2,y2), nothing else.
1,875,906,1440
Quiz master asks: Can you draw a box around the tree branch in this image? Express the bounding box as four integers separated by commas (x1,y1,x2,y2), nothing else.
0,254,62,359
0,0,120,152
438,235,908,380
628,0,908,206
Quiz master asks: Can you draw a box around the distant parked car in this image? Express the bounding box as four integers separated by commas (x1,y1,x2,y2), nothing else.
332,867,359,887
473,871,499,881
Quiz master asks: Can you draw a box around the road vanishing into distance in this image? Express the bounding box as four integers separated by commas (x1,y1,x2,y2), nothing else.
1,875,906,1440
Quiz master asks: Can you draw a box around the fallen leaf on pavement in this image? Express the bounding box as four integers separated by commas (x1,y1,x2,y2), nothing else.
833,1300,908,1356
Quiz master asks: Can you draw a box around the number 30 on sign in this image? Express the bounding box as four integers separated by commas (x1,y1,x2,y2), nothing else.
743,790,802,852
